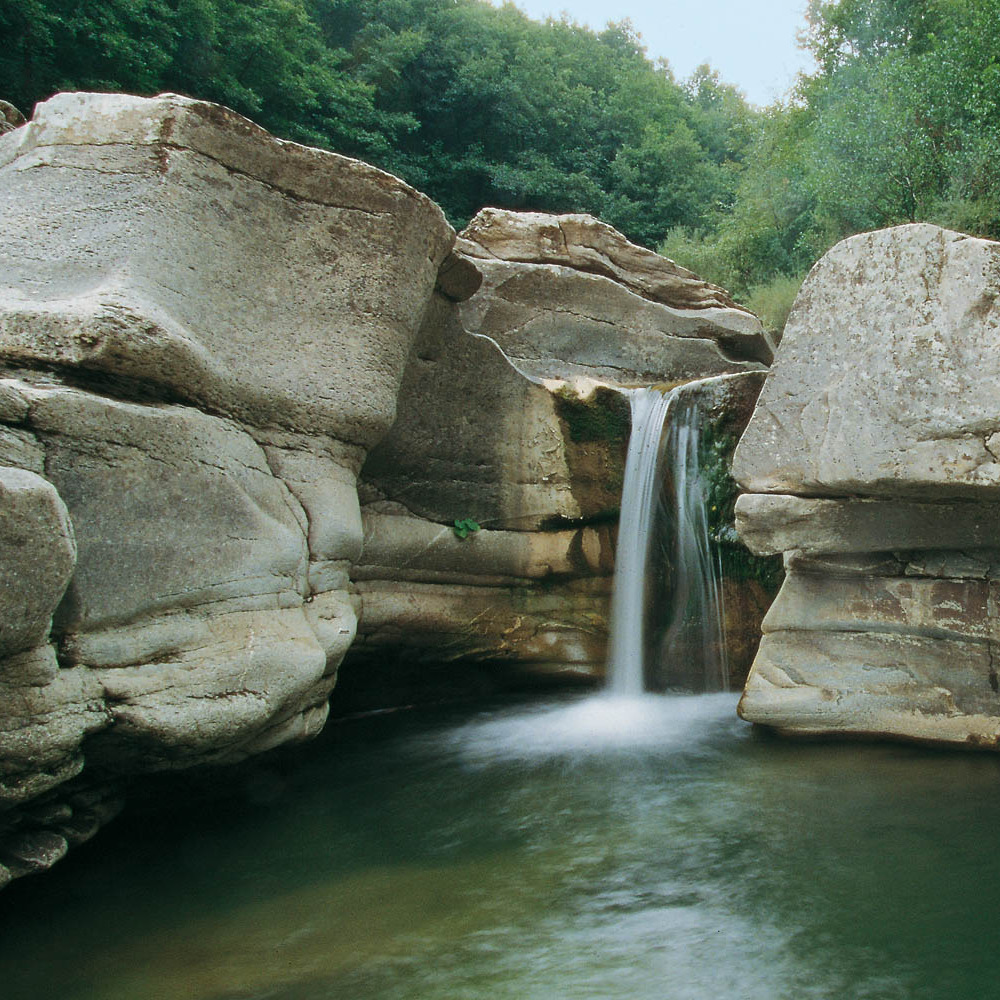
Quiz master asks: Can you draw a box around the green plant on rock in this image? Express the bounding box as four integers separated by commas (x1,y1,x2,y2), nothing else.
696,414,783,591
453,517,480,539
553,386,631,443
696,419,740,541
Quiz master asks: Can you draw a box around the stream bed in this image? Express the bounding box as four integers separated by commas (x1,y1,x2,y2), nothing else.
2,691,999,999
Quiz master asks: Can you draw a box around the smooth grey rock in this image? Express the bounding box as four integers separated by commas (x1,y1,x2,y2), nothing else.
734,224,1000,499
0,649,109,806
436,250,482,302
733,224,1000,749
352,578,611,673
0,91,454,446
761,568,997,643
10,379,309,630
355,511,612,585
0,100,25,134
0,467,76,657
303,590,357,672
739,629,1000,747
461,259,769,383
88,607,327,769
361,293,588,530
462,208,753,314
1,830,68,874
261,442,365,570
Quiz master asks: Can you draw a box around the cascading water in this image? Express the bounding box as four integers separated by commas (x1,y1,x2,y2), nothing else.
606,389,673,694
606,386,728,695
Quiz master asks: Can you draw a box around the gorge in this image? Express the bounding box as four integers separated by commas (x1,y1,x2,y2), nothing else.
0,94,1000,1000
0,91,773,888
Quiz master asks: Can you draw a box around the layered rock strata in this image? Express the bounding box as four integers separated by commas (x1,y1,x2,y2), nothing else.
348,210,770,700
0,91,775,881
0,91,453,881
735,224,1000,748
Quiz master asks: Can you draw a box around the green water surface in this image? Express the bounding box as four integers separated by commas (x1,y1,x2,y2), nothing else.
1,692,998,1000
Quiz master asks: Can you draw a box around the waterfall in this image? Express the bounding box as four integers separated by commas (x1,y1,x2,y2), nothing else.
606,389,672,694
606,386,728,695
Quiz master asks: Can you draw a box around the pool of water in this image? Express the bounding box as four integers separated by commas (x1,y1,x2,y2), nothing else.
2,691,1000,999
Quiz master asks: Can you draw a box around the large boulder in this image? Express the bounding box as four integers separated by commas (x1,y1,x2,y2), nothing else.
0,101,25,134
0,91,452,446
735,224,1000,747
458,209,775,379
734,224,1000,499
0,92,455,883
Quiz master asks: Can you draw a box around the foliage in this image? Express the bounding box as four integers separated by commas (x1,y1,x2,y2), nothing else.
553,386,631,444
452,517,480,540
7,0,1000,301
666,0,1000,303
746,272,808,343
696,418,782,592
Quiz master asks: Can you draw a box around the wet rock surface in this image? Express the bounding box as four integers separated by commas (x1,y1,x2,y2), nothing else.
0,93,773,883
351,212,771,697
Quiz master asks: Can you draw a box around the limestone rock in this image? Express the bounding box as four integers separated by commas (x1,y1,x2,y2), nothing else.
740,629,1000,748
361,294,609,532
734,224,1000,499
734,494,1000,557
0,101,25,134
458,212,772,378
356,512,613,586
0,467,76,657
363,209,768,534
436,251,483,302
353,278,772,695
462,208,750,313
0,91,454,447
15,379,309,630
351,579,611,674
0,92,454,883
735,224,1000,748
0,649,109,806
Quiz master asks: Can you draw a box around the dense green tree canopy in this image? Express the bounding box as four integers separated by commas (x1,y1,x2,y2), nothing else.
664,0,1000,329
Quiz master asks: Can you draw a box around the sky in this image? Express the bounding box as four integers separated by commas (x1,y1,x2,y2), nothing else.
501,0,815,106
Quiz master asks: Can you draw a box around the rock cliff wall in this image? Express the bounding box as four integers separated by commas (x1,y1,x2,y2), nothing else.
347,209,770,704
0,91,453,883
735,224,1000,747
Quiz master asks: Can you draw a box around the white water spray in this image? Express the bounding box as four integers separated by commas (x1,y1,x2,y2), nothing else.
605,386,728,695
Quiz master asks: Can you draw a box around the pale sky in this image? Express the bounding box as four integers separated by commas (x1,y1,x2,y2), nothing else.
502,0,815,106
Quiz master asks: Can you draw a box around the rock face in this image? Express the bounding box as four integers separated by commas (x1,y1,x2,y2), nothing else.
0,92,453,881
641,373,780,693
457,208,776,379
0,91,775,881
346,211,770,704
734,224,1000,747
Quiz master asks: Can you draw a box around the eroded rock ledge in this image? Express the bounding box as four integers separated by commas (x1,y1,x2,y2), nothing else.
734,223,1000,748
0,91,453,884
349,211,770,700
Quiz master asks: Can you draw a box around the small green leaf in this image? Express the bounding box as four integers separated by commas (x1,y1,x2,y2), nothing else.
453,517,480,539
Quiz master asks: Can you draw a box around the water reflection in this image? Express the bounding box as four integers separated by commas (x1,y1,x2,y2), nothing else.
1,692,999,999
